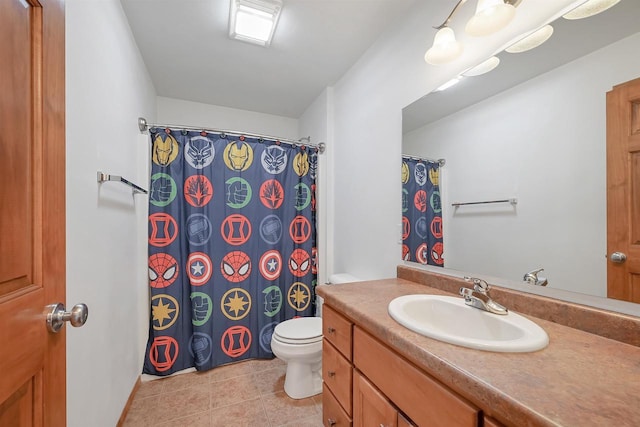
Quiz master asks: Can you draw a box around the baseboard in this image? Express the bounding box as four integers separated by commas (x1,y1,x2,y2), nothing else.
116,376,141,426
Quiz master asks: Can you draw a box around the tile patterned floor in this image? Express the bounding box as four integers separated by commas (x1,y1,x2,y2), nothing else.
123,358,323,427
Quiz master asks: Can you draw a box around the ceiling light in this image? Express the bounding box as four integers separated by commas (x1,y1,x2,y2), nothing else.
506,25,554,53
424,27,464,65
435,77,463,92
466,0,516,37
463,56,500,76
563,0,620,20
229,0,283,47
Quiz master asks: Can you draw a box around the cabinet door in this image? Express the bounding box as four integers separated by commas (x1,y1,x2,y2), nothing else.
323,384,352,427
353,370,397,427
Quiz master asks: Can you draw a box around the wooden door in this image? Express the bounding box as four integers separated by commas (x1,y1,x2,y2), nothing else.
607,76,640,303
0,0,66,425
353,370,398,427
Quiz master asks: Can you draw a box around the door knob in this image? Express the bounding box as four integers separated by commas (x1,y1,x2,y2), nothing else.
610,252,627,263
46,303,89,333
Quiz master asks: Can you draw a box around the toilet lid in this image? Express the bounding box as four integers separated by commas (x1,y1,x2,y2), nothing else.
273,317,322,344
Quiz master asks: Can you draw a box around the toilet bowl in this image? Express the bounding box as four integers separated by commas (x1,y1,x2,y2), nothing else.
271,273,360,399
271,316,323,399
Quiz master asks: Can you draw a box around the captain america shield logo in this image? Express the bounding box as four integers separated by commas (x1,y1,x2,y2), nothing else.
415,243,428,264
186,252,212,286
259,250,282,281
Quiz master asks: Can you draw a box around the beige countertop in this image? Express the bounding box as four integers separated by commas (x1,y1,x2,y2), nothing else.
317,278,640,427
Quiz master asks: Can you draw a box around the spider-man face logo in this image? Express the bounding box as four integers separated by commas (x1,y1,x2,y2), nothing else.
431,242,444,265
221,251,252,283
289,249,311,277
148,253,179,288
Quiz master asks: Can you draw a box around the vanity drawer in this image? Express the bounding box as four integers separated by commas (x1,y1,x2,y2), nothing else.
323,339,353,415
353,327,479,427
323,305,353,360
323,383,352,427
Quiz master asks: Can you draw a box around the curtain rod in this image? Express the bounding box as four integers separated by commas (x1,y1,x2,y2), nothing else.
402,153,445,167
138,117,325,154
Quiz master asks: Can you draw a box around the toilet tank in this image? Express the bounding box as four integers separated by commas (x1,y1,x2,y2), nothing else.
316,273,361,317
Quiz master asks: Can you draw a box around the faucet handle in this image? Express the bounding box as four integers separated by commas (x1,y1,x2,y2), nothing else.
463,276,489,292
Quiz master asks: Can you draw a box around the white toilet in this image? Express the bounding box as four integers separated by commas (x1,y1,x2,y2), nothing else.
271,273,360,399
271,316,323,399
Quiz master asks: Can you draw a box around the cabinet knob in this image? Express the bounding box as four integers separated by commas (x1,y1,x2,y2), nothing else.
327,327,336,333
327,370,336,377
327,418,336,426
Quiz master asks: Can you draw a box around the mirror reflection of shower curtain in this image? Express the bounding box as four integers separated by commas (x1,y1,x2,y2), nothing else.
144,128,318,376
401,157,443,266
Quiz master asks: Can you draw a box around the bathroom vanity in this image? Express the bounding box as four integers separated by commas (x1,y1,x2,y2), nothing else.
317,265,640,427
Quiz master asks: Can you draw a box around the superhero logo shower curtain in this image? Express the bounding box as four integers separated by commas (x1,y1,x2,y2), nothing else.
401,157,443,266
144,128,317,375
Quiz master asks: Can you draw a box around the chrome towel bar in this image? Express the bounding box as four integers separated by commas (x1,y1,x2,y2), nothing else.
97,171,148,194
451,198,517,207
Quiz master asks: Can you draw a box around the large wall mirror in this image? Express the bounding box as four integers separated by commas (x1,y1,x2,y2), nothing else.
402,0,640,306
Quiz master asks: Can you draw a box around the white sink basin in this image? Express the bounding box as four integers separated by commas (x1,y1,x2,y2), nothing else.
388,294,548,352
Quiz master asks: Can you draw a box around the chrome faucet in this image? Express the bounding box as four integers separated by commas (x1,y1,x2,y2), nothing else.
459,277,508,315
523,268,548,286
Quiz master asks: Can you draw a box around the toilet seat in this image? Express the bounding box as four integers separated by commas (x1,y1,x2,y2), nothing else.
273,317,322,345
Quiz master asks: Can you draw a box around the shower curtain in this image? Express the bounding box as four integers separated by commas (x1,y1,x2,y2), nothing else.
144,128,317,375
401,157,443,266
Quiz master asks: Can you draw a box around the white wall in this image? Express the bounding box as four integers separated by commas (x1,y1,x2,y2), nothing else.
404,32,640,297
324,1,581,281
157,96,298,140
299,88,333,287
66,1,156,426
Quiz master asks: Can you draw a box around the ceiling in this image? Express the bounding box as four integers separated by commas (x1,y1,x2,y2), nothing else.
403,0,640,133
121,0,415,118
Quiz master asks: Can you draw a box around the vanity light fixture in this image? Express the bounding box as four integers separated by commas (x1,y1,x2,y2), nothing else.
563,0,620,20
462,56,500,76
505,25,554,53
466,0,516,37
424,0,520,65
424,27,464,65
229,0,283,47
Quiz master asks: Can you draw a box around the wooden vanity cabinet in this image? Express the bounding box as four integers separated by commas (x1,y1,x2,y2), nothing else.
353,326,479,427
323,304,484,427
322,305,354,426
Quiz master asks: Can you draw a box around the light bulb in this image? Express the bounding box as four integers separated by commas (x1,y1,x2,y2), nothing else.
424,27,464,65
466,0,516,37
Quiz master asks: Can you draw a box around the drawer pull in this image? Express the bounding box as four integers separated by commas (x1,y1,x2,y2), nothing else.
327,370,336,377
327,327,336,333
327,418,336,426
